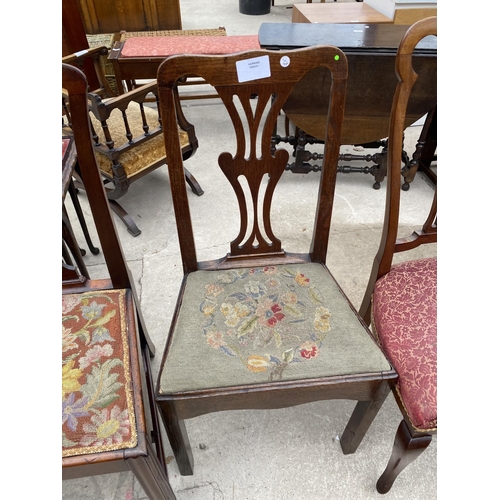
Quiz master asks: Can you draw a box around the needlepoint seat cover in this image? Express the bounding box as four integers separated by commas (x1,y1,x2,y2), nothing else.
159,263,392,395
62,289,138,457
372,257,437,431
89,106,190,178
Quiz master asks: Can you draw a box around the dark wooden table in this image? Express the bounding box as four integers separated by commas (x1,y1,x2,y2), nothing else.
259,23,437,187
260,22,436,144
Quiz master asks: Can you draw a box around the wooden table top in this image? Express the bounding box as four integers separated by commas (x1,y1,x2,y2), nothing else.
291,2,393,24
259,23,436,144
259,23,436,53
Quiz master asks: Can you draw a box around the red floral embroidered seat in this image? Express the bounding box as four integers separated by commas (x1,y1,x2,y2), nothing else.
62,63,175,500
62,290,138,457
372,258,437,430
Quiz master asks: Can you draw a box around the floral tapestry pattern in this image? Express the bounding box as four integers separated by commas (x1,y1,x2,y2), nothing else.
199,266,333,381
373,258,437,430
62,290,137,457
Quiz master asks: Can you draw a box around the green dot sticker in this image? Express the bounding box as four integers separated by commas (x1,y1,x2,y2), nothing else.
334,55,340,61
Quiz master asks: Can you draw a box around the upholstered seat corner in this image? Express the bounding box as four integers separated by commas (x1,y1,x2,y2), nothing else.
372,257,437,431
62,289,138,458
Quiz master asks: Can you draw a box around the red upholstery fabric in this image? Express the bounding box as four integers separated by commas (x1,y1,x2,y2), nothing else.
120,35,261,58
372,257,437,430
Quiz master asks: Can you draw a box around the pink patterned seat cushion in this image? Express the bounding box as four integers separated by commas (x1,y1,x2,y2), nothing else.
120,35,261,58
372,257,437,431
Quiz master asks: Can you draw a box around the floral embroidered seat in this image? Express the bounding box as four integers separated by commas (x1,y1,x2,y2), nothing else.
62,290,138,458
62,63,175,500
358,17,437,494
153,46,398,480
160,263,391,394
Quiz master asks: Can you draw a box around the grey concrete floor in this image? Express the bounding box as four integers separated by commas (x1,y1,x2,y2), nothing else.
62,1,438,499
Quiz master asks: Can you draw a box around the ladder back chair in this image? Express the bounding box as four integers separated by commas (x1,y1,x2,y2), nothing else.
62,46,203,237
154,46,398,479
358,17,437,494
62,63,176,500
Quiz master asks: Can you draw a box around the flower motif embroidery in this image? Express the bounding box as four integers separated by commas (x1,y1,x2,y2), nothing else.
314,307,331,332
206,330,226,349
62,326,79,353
79,405,131,447
62,291,135,456
62,360,83,398
244,280,267,298
199,267,333,380
295,273,310,287
263,266,278,275
78,343,114,369
63,393,89,431
256,299,285,328
247,355,269,372
299,341,319,359
81,301,107,321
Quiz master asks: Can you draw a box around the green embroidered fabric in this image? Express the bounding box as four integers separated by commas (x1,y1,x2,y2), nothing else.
159,263,391,394
62,289,138,457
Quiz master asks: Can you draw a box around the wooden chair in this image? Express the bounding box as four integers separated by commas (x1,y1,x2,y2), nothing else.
62,63,176,500
358,17,437,494
62,46,203,237
154,46,398,479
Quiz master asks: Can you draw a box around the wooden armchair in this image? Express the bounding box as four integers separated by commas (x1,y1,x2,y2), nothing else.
62,46,203,237
62,63,176,500
358,17,437,494
153,47,398,481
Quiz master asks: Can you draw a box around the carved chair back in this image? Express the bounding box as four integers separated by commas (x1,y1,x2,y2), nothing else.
157,46,347,271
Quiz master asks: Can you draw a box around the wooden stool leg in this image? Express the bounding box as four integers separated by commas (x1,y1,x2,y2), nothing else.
376,419,432,494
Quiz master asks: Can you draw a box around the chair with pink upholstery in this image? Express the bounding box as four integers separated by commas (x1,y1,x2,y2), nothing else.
358,17,437,494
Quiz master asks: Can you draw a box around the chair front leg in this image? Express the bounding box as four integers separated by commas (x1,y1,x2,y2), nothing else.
158,401,194,476
128,437,177,500
376,419,432,494
340,380,392,455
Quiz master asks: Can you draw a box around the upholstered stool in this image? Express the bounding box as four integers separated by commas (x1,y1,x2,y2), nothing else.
109,32,261,99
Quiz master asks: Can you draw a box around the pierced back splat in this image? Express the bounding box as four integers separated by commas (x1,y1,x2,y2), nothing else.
217,84,293,258
157,47,348,272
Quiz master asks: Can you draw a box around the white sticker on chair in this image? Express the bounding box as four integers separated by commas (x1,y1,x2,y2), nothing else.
236,55,271,83
280,56,290,68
